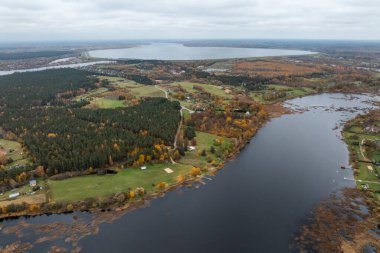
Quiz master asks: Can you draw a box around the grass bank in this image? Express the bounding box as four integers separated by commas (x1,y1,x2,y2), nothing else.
342,111,380,202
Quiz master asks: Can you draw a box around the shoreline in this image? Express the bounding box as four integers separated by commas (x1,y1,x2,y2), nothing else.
0,103,280,220
1,92,379,253
341,110,380,204
1,91,376,221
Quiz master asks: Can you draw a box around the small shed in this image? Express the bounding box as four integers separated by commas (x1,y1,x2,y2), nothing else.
164,168,173,174
9,192,20,199
140,166,147,170
188,146,196,151
29,180,37,187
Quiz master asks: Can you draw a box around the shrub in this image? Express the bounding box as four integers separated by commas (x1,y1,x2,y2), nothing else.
190,167,201,177
156,182,167,190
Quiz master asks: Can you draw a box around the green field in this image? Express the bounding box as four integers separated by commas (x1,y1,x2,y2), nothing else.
48,163,192,202
75,87,108,101
0,139,31,169
131,86,165,98
167,82,233,98
0,129,233,206
343,124,380,202
250,85,315,103
179,131,232,168
98,76,142,88
48,130,232,202
195,131,232,152
89,97,126,108
182,109,191,120
205,61,234,71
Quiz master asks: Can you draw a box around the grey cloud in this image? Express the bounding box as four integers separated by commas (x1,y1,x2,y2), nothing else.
0,0,379,41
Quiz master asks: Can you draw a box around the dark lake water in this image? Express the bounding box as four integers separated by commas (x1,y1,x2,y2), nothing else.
88,43,315,60
0,93,378,252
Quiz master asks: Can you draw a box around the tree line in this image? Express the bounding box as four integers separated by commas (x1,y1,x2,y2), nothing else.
0,69,97,108
0,69,181,188
0,51,72,60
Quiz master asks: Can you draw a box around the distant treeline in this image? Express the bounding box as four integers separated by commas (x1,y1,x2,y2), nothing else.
92,70,155,85
0,51,72,60
117,59,173,65
0,69,97,108
192,71,270,91
126,74,155,85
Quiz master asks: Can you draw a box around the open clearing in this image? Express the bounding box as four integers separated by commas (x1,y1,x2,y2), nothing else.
179,131,232,168
75,87,108,101
89,97,126,108
0,139,31,168
343,124,380,201
165,82,233,98
48,131,231,203
98,76,143,88
131,86,166,98
250,84,315,103
0,194,46,208
48,163,192,202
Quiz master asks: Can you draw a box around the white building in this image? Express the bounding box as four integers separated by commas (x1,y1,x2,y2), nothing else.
29,180,37,187
9,192,20,199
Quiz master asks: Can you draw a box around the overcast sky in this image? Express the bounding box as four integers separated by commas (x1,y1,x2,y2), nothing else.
0,0,379,41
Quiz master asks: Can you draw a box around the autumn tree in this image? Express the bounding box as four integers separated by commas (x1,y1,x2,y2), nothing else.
190,167,201,177
156,182,167,190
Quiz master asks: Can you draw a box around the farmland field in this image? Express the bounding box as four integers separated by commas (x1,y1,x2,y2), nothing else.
48,163,192,202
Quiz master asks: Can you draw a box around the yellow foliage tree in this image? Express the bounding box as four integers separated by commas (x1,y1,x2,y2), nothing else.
35,166,45,177
29,204,40,212
108,155,113,166
17,172,28,183
190,167,201,177
47,133,57,138
113,143,120,151
135,187,145,195
138,154,145,165
129,190,136,199
156,182,167,190
154,144,162,152
176,174,186,183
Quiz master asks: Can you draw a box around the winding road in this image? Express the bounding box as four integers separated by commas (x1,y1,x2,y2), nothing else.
154,85,194,164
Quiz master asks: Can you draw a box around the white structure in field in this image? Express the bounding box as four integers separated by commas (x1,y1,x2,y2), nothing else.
9,192,20,199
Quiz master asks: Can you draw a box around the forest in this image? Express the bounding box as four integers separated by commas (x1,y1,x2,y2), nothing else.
0,70,181,188
0,99,180,176
0,69,97,108
0,51,71,60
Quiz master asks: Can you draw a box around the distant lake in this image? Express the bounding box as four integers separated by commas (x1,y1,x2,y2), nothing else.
0,61,113,76
88,43,316,60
